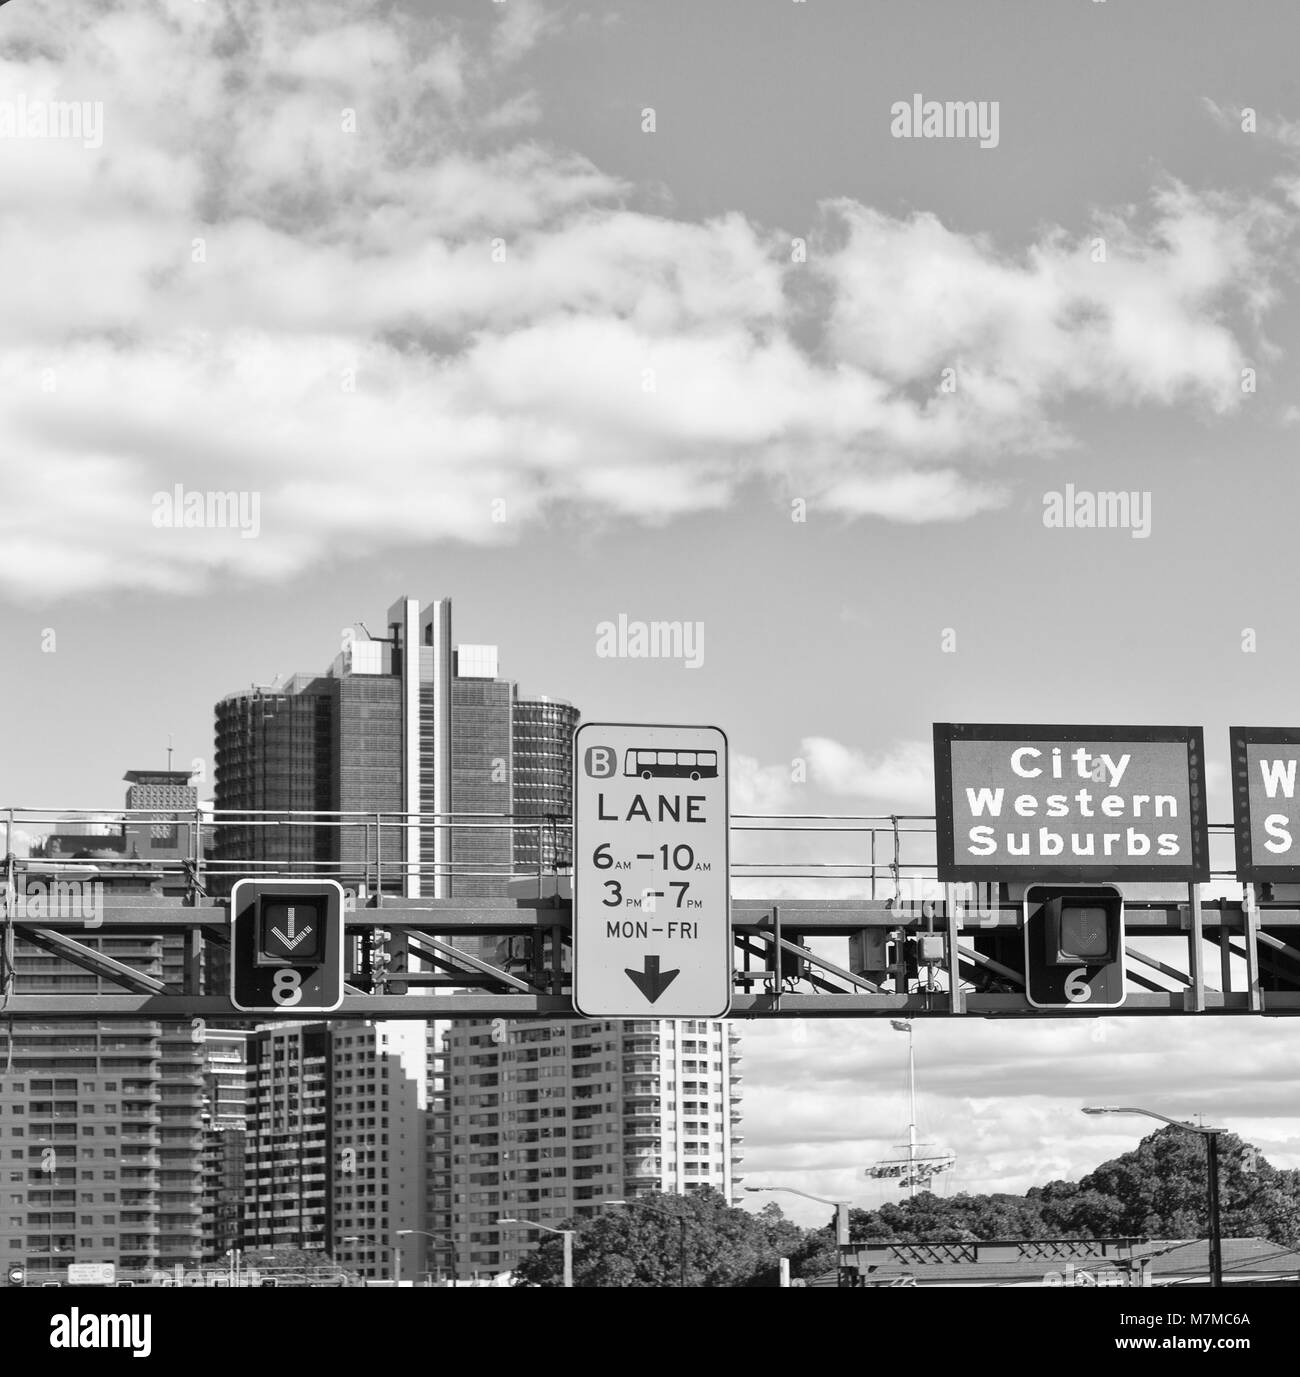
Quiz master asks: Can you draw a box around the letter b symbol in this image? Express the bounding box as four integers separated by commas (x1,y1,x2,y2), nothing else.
585,746,616,778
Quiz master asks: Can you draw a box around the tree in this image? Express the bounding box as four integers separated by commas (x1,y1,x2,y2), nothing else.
837,1126,1300,1255
238,1246,359,1284
1038,1127,1300,1247
512,1189,810,1287
845,1190,1052,1245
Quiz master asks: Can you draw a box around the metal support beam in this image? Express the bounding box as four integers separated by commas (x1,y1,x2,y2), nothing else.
1219,904,1234,994
1185,882,1206,1013
3,888,1300,1019
0,989,1285,1019
1243,885,1263,1012
945,886,964,1015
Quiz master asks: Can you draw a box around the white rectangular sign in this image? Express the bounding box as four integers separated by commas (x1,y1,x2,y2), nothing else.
67,1262,116,1284
573,723,731,1018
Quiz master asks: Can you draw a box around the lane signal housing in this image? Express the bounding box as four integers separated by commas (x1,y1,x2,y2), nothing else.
230,878,345,1014
1023,883,1125,1010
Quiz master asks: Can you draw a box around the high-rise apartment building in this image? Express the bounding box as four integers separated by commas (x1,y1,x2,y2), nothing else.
426,1016,743,1277
0,930,207,1279
239,1021,428,1281
330,1022,429,1282
1,769,210,1280
241,1024,332,1254
200,1030,248,1261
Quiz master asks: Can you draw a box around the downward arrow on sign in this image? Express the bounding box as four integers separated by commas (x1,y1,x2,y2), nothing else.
272,908,313,950
624,955,680,1004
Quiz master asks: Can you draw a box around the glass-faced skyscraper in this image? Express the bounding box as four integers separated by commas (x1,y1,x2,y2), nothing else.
213,596,568,897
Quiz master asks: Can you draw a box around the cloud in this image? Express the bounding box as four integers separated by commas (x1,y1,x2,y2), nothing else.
490,0,558,66
802,737,934,809
737,1015,1300,1219
2,1,1293,601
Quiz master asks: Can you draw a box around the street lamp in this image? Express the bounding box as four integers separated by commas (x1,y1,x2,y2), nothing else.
745,1186,852,1289
744,1186,851,1247
340,1234,388,1284
605,1199,688,1288
1082,1106,1225,1288
499,1219,574,1288
396,1230,458,1287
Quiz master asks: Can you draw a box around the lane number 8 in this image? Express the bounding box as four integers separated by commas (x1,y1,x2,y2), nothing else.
273,969,304,1006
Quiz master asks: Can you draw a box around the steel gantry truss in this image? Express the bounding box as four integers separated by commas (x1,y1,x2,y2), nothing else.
4,807,1300,1020
3,890,1300,1021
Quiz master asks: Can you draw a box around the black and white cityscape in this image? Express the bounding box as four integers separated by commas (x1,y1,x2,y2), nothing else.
4,0,1300,1346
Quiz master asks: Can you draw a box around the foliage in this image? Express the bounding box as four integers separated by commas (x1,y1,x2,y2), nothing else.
238,1246,358,1282
1034,1129,1300,1246
512,1189,806,1288
839,1127,1300,1252
516,1126,1300,1287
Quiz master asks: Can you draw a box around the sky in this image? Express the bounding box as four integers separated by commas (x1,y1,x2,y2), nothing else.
4,0,1300,1229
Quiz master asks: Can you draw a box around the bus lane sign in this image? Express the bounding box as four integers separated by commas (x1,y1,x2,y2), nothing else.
573,723,731,1018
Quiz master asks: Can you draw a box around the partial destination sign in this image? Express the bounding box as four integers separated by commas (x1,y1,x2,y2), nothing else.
1230,727,1300,882
934,723,1209,882
573,723,731,1018
67,1263,116,1285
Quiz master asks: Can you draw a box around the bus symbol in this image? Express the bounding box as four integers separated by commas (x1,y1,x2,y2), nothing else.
623,748,719,781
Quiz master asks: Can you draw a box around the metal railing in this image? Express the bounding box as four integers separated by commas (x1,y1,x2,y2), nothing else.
5,804,1248,899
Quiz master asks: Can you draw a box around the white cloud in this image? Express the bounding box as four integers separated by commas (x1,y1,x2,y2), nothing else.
491,0,558,66
803,737,934,808
1,1,1292,600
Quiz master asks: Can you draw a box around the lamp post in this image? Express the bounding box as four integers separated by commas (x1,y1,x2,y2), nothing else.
339,1234,379,1285
1082,1106,1225,1288
605,1199,688,1288
395,1230,457,1287
499,1218,574,1288
745,1186,852,1288
743,1186,850,1247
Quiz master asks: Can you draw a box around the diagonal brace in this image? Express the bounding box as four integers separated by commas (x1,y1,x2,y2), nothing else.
406,932,544,993
18,927,167,995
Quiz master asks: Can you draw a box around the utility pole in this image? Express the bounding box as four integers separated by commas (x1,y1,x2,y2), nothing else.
1205,1132,1223,1290
906,1021,918,1200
